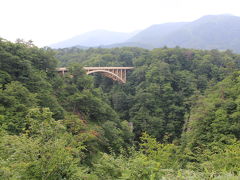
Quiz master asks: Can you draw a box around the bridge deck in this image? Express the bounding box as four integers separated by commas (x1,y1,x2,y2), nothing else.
84,67,134,70
56,67,134,72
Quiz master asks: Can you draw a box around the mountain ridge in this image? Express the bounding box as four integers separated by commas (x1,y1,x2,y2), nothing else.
50,30,138,49
50,14,240,53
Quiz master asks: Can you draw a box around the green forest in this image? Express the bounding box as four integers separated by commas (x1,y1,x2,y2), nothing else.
1,38,240,179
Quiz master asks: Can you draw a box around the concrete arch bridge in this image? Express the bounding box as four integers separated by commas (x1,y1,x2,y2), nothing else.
56,67,134,83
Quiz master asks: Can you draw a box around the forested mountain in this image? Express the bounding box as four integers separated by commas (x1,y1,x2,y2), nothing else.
127,14,240,52
51,14,240,53
50,30,138,49
1,38,240,179
127,22,187,46
155,14,240,51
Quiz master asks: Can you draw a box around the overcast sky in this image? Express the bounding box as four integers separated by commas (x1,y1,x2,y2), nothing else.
1,0,240,47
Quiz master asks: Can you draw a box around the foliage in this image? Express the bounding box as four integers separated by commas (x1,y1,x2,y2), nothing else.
0,81,37,134
0,108,88,180
182,71,240,153
57,47,240,142
1,39,240,178
201,140,240,175
140,132,178,169
92,151,162,180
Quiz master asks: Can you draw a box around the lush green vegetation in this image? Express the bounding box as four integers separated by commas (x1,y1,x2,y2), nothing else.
1,38,240,179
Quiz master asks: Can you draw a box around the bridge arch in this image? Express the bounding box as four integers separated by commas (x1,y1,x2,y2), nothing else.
86,69,125,83
56,67,134,83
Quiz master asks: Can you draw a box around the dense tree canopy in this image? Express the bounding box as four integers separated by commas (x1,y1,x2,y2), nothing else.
1,39,240,179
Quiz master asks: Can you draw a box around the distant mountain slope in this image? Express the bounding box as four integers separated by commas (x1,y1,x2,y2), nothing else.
129,14,240,52
159,15,240,51
127,22,188,46
50,30,137,49
51,14,240,53
100,42,154,49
